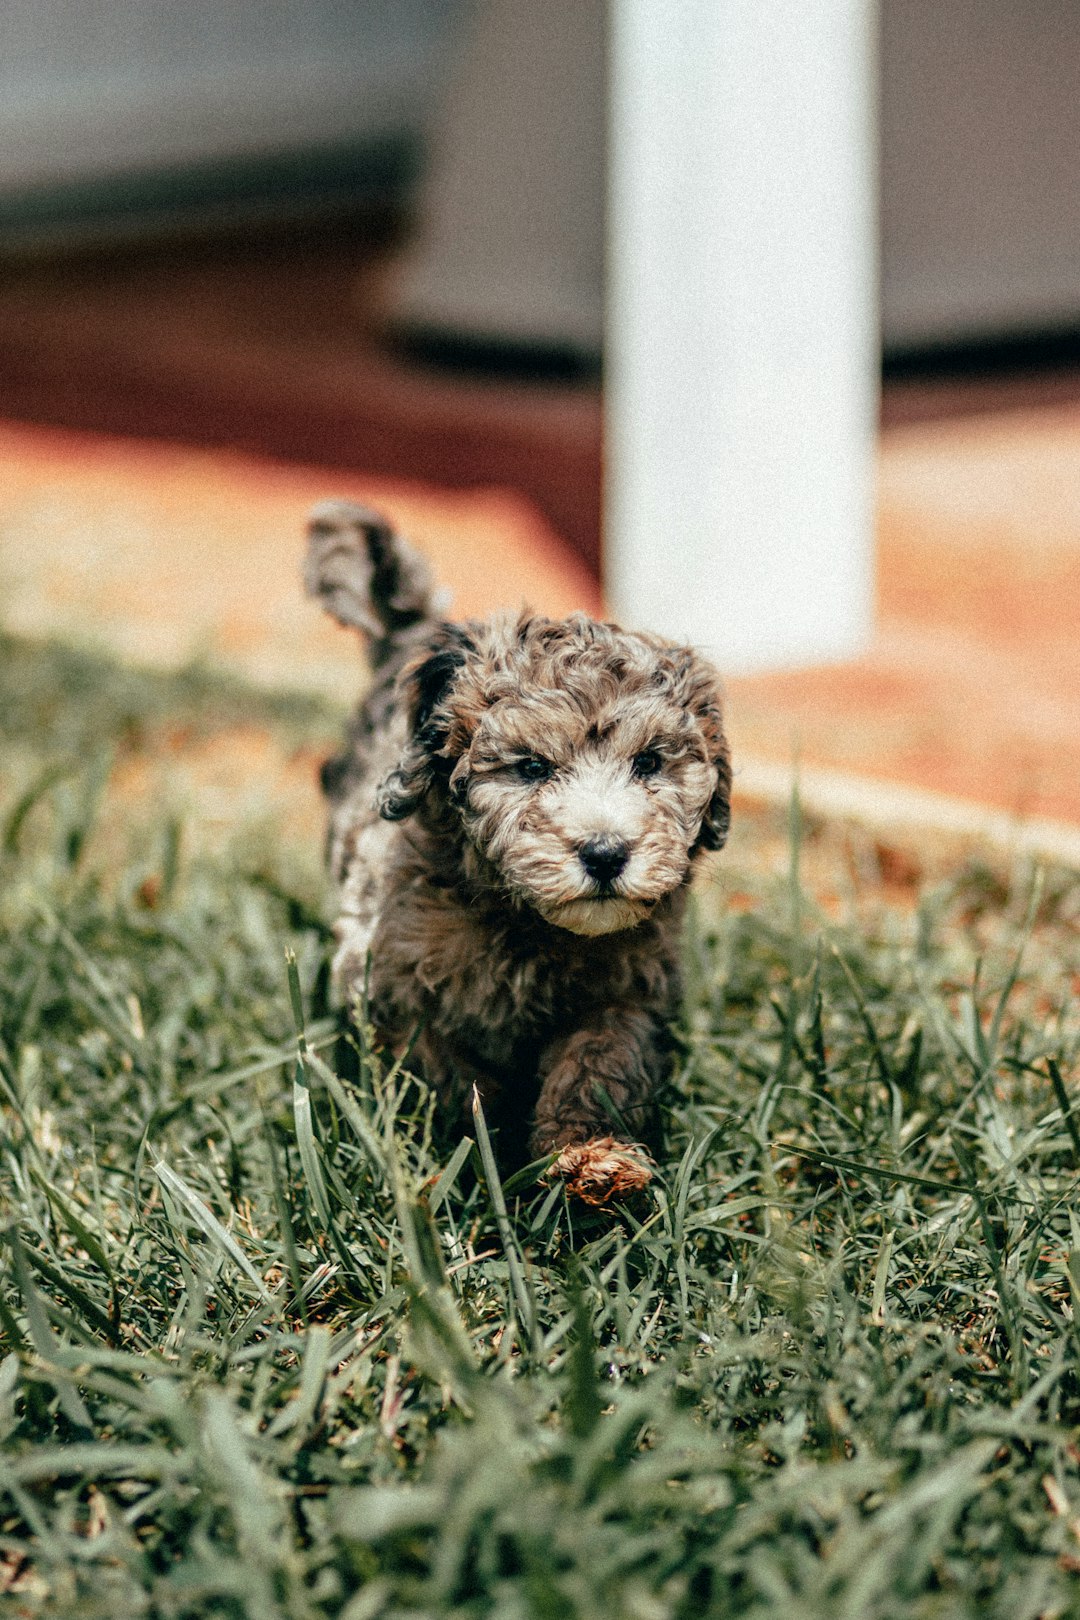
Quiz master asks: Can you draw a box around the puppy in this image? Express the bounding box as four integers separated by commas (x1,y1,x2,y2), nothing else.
305,501,730,1204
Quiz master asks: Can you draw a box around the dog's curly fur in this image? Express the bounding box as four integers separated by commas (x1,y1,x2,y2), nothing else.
305,500,731,1201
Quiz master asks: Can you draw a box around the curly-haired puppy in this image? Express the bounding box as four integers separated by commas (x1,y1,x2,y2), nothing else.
305,501,730,1204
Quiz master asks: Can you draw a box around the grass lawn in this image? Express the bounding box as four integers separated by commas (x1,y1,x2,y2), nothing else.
1,632,1079,1619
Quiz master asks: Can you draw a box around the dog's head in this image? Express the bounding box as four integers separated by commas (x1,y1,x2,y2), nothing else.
378,614,730,935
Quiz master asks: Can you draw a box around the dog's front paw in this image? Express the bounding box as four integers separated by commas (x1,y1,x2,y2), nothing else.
550,1136,653,1207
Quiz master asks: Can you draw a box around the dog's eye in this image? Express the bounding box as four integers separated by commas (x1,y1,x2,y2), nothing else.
632,749,663,779
515,755,554,783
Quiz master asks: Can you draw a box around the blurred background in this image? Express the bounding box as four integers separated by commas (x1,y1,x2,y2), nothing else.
1,0,1079,850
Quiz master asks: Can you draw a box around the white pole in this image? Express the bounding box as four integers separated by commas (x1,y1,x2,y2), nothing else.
606,0,878,672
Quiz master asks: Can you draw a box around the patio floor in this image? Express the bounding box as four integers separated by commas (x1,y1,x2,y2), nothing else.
1,399,1078,869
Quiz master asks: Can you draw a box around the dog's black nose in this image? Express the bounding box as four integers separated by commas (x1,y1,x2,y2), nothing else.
579,834,630,886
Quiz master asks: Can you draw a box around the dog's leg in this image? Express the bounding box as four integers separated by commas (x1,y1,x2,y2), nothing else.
531,1007,663,1204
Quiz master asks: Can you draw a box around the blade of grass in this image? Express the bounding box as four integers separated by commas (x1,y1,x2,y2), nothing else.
27,1166,113,1281
471,1087,538,1352
831,944,895,1087
292,1063,333,1233
429,1137,476,1215
6,1228,93,1430
787,1145,979,1199
258,1107,307,1326
154,1162,272,1303
870,1230,894,1325
1047,1058,1080,1167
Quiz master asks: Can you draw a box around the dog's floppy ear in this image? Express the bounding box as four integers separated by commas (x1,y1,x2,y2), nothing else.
377,625,475,821
675,648,732,853
696,731,732,851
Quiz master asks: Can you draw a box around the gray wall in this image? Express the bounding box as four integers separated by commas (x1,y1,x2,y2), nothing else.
5,0,1080,348
0,0,456,191
881,0,1080,348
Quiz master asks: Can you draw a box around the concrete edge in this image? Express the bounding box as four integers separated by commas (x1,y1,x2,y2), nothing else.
732,755,1080,871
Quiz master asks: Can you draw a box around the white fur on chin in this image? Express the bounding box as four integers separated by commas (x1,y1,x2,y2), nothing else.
544,896,649,936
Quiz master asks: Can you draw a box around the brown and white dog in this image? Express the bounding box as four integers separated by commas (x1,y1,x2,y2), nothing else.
305,501,730,1204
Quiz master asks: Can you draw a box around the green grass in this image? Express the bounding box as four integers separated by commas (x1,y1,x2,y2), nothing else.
1,632,1080,1619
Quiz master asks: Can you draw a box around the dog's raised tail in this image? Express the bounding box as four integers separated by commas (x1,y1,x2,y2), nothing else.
304,500,444,664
